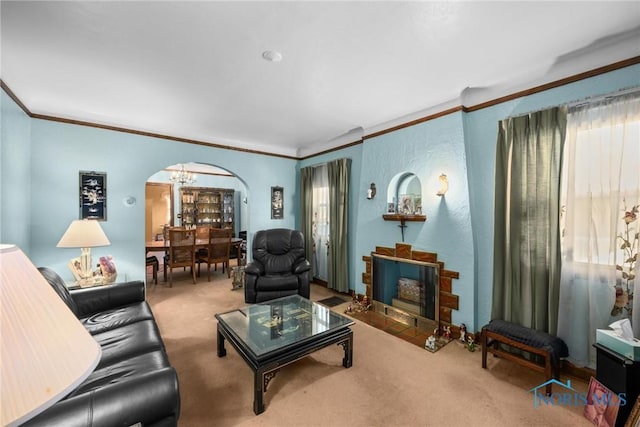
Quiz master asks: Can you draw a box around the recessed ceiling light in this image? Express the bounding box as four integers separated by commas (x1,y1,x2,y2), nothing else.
262,50,283,62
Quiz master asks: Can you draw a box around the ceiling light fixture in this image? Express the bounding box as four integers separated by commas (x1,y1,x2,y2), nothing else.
262,50,283,62
170,164,196,186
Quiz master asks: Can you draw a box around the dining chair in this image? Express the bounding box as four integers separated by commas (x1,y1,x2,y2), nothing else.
197,228,232,281
146,255,159,285
164,227,196,287
194,225,211,265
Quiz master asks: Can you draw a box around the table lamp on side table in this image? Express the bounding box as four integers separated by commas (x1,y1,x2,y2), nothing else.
0,244,102,426
57,219,111,286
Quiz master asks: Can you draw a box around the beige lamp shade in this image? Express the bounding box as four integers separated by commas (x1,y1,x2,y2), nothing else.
57,219,111,282
56,219,111,248
0,244,101,426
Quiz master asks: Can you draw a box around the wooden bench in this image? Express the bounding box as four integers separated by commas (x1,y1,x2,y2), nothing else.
481,320,568,395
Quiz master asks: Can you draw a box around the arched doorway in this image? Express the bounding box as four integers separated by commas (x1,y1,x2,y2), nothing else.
144,162,250,283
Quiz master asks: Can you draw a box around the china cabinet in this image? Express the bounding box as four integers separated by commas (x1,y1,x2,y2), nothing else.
179,187,234,230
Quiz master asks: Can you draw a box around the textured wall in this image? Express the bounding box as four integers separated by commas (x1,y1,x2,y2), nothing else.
27,118,298,281
354,112,475,329
1,91,31,251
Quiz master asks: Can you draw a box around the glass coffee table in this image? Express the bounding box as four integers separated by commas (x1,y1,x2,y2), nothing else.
215,294,354,414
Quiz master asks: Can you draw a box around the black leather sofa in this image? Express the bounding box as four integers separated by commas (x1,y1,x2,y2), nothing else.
23,267,180,427
244,228,311,303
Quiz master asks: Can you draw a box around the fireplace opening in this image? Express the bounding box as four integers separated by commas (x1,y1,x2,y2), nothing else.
371,254,439,331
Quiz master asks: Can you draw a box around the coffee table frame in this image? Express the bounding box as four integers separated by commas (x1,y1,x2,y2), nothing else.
216,300,354,414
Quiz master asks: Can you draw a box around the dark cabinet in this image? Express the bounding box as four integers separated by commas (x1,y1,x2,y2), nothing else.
179,187,234,230
594,343,640,427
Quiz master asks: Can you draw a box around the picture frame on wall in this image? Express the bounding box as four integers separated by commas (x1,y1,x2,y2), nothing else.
271,186,284,219
79,171,107,220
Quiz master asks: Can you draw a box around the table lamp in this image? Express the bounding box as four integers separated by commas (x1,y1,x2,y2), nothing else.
0,244,101,426
56,219,111,283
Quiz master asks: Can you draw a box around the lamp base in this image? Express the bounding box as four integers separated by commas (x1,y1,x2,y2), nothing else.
68,247,101,285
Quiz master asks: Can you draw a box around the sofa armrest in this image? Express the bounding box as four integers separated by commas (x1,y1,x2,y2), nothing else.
22,368,180,427
72,280,146,317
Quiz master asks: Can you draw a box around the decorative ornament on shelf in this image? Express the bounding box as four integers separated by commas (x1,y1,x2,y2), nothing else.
170,164,196,186
611,200,639,318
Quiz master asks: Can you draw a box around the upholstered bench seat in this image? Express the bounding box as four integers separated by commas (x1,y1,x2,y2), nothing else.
481,319,568,395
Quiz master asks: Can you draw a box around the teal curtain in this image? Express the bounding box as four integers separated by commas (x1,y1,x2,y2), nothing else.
327,158,350,293
492,107,567,334
300,166,314,280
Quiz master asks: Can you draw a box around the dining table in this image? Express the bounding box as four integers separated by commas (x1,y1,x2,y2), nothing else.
145,237,244,262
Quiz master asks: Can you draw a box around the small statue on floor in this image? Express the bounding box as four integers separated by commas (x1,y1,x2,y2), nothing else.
425,335,437,351
467,336,476,352
460,323,467,343
346,295,371,314
362,295,370,309
443,326,451,339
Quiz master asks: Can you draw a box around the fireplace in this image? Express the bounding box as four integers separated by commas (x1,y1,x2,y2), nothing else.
362,243,460,337
371,254,439,331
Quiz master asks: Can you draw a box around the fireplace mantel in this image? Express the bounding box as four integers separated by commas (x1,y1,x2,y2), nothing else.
382,214,427,223
382,214,426,242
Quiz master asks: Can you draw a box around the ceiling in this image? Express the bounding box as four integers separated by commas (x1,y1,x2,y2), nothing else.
2,1,639,158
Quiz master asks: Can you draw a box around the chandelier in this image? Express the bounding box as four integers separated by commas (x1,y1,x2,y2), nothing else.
170,164,196,186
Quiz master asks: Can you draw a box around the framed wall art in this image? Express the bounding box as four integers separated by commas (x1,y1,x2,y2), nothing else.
271,186,283,219
79,171,107,220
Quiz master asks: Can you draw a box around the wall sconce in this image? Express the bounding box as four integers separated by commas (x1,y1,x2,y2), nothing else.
367,183,377,199
436,174,448,196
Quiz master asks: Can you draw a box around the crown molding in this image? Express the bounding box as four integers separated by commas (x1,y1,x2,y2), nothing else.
3,55,639,160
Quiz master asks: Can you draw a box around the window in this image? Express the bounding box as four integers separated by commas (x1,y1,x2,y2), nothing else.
557,92,640,368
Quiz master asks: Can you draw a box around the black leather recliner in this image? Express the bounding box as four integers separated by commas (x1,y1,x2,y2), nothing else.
244,228,311,303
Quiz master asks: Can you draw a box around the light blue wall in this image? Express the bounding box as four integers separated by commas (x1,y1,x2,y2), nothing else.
356,112,474,330
300,63,640,333
465,64,640,333
2,63,638,333
1,91,31,251
27,118,297,282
